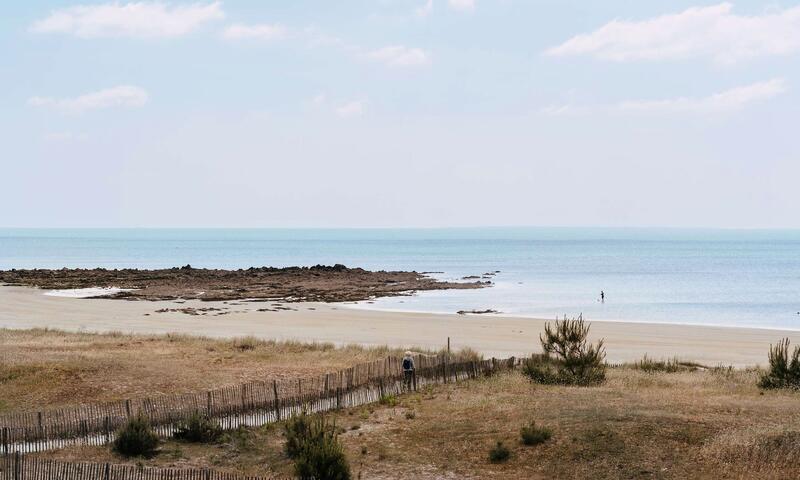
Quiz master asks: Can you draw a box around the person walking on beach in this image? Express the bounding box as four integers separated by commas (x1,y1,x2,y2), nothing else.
402,351,416,391
600,290,605,303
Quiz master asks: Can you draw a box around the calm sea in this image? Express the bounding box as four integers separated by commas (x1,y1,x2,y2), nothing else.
1,228,799,330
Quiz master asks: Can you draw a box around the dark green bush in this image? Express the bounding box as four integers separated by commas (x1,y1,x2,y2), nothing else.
488,441,511,463
523,315,606,385
284,414,351,480
759,338,800,389
173,412,222,443
520,421,552,446
113,415,159,457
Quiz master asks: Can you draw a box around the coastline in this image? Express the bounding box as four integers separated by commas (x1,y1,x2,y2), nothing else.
1,285,796,367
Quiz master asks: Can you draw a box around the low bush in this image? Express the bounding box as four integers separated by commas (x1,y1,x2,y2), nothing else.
113,415,159,458
489,441,511,463
523,315,606,385
379,394,398,407
759,338,800,389
173,412,222,443
520,421,552,446
284,414,351,480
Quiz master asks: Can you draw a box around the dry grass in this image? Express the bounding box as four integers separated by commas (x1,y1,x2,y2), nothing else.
33,366,800,479
0,328,419,412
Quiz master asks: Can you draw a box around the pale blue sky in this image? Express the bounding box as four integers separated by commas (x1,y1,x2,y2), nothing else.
1,1,799,228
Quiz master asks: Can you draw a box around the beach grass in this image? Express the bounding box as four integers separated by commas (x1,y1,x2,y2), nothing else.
0,328,471,412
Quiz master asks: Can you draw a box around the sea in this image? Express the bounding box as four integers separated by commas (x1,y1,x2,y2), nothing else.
1,228,799,330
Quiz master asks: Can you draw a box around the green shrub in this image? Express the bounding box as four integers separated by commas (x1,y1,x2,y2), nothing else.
379,394,398,407
520,421,552,446
173,412,222,443
759,338,800,389
285,413,315,459
284,414,351,480
523,315,606,385
113,415,159,458
488,441,511,463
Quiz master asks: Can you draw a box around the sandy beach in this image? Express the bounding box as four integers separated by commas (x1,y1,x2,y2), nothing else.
1,285,795,367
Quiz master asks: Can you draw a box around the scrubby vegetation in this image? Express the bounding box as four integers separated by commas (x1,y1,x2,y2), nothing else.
173,412,222,443
520,421,552,446
488,441,511,463
759,338,800,389
523,315,606,385
113,415,159,458
631,355,704,373
284,413,351,480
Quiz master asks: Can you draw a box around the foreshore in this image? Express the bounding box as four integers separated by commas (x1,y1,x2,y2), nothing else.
1,285,795,367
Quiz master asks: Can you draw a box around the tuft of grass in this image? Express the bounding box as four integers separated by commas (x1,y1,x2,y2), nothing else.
489,441,511,463
631,355,705,373
520,421,552,446
379,394,398,407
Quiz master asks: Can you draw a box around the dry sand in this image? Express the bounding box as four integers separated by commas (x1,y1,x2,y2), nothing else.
1,286,796,366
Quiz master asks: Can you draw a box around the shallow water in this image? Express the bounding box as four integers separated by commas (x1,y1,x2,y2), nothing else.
2,228,799,329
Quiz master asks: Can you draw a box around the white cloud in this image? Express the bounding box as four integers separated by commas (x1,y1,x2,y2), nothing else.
546,3,800,64
366,45,431,67
30,2,224,38
416,0,433,18
222,23,287,41
618,79,787,114
336,100,366,118
29,85,150,113
448,0,475,13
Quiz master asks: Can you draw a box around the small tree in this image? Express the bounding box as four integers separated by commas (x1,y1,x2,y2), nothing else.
113,415,159,457
284,413,351,480
524,315,606,385
759,338,800,389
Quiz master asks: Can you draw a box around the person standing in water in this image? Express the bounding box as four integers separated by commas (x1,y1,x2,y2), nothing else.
600,290,605,303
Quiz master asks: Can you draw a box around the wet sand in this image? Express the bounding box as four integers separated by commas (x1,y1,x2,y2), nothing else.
0,286,795,366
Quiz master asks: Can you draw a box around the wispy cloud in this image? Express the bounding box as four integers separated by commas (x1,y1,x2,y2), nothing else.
30,2,224,38
546,3,800,65
365,45,431,68
336,100,366,118
448,0,475,13
619,79,787,114
29,85,150,113
415,0,434,18
221,23,287,41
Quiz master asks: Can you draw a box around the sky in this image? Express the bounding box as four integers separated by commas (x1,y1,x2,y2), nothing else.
1,1,799,228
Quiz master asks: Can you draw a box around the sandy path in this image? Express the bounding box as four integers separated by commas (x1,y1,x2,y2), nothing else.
1,286,795,366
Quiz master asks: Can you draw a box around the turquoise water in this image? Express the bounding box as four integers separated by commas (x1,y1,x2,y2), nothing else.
1,228,799,330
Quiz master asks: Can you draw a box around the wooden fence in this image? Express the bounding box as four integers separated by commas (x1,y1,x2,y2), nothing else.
1,355,516,455
0,453,282,480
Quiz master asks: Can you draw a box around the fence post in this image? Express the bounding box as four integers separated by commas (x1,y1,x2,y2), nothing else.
445,337,450,384
13,452,20,480
104,462,110,480
125,399,132,418
1,427,7,456
273,381,281,421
